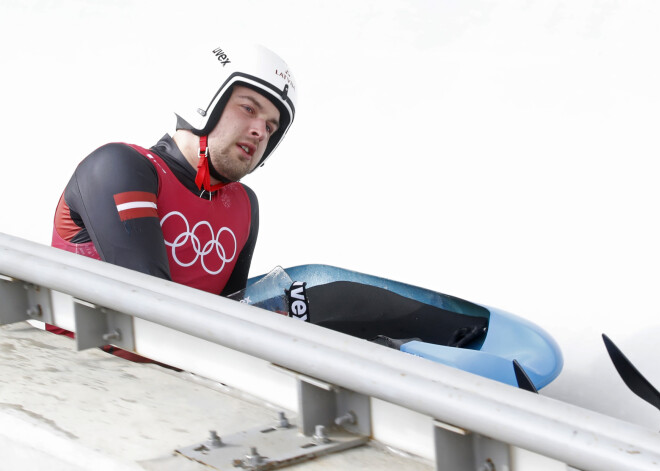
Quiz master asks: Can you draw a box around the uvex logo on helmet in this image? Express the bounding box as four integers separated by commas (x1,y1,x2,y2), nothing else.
212,47,231,66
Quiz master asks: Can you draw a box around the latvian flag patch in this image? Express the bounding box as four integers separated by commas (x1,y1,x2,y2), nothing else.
113,191,158,221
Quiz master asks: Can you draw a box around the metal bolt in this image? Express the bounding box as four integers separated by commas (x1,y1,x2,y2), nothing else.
102,329,121,341
244,447,264,466
480,459,496,471
334,411,356,427
193,444,210,454
277,411,290,428
313,425,330,444
26,305,42,318
207,430,222,448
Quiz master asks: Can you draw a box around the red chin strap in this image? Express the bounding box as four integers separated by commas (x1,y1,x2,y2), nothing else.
195,136,225,192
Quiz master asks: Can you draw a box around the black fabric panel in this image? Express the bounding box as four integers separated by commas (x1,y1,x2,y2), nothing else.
306,281,488,347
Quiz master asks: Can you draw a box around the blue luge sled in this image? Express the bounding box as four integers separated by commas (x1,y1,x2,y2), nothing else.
243,264,563,390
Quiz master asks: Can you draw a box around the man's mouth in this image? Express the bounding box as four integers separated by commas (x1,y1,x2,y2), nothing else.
238,143,255,157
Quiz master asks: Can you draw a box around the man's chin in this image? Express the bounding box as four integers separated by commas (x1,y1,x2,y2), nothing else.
230,164,251,180
212,158,251,182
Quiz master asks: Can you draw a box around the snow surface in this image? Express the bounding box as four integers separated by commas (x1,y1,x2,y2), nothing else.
1,0,659,430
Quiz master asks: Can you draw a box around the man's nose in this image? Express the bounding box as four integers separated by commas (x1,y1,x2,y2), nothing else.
250,119,268,141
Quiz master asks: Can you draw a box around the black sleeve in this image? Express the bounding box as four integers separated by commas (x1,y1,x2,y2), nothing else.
221,185,259,296
65,143,172,280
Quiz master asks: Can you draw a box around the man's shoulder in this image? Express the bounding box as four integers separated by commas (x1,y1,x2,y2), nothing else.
88,142,147,159
238,182,256,198
237,183,258,214
72,142,159,192
234,182,256,202
79,142,153,171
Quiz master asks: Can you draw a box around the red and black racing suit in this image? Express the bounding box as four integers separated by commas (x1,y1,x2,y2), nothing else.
50,134,259,359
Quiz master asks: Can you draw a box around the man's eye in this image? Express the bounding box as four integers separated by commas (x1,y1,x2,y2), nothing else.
243,105,254,113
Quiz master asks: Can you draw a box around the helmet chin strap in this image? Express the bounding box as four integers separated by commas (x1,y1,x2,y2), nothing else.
195,136,228,192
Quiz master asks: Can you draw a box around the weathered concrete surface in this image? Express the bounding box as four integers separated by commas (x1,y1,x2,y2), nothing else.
0,322,431,470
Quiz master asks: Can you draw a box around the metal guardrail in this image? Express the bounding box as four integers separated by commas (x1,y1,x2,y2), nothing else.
1,232,659,470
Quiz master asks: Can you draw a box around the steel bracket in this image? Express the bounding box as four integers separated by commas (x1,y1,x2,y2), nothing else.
273,365,372,437
0,275,54,325
176,367,371,470
73,298,135,351
177,413,368,471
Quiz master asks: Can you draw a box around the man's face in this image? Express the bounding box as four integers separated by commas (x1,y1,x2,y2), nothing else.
207,85,281,182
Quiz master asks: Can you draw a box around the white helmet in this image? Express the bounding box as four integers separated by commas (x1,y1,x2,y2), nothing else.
175,43,297,172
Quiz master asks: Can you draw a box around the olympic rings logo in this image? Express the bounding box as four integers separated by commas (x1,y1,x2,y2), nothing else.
160,211,237,276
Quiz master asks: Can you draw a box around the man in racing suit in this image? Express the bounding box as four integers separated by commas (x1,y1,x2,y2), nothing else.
49,43,297,359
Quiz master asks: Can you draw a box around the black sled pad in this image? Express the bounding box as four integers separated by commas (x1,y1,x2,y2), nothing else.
305,281,488,348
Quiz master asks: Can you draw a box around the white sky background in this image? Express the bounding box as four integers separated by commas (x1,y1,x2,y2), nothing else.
1,0,659,429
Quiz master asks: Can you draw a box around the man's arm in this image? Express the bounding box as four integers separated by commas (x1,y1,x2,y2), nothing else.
63,143,172,280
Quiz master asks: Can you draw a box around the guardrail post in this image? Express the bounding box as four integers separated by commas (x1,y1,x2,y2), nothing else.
434,421,511,471
73,298,135,351
271,366,371,438
0,275,54,325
